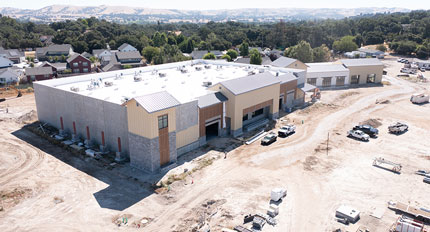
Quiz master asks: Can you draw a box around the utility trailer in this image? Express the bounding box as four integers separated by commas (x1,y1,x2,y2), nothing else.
373,157,402,173
388,201,430,223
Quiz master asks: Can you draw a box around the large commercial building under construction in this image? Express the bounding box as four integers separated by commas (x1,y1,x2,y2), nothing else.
34,60,308,172
34,58,383,173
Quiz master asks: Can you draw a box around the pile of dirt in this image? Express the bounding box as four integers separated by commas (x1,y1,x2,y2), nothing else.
360,118,383,128
375,99,391,104
303,156,319,171
0,187,32,211
16,110,37,124
174,199,228,232
298,102,339,115
337,91,360,100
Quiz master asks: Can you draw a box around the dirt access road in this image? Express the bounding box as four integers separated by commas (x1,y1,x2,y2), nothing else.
1,58,430,232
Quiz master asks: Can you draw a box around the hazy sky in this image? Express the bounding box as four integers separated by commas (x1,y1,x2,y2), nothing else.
1,0,429,10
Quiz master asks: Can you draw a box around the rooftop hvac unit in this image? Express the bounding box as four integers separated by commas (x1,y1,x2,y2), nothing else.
248,71,256,75
159,72,167,77
202,81,212,87
204,65,211,69
195,66,202,71
134,75,142,81
70,86,80,92
259,69,265,73
104,81,114,87
180,69,188,73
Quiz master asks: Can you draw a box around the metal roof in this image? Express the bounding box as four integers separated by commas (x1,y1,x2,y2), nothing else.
306,63,349,73
198,92,228,108
340,58,383,67
220,72,280,95
134,91,180,113
271,56,297,67
278,73,297,84
25,67,53,76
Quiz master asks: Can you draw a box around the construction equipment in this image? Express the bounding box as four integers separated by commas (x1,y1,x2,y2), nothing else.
3,86,22,98
373,157,402,173
390,215,427,232
410,94,429,104
311,88,321,102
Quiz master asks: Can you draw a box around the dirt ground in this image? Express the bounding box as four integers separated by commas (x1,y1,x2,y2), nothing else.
1,57,430,232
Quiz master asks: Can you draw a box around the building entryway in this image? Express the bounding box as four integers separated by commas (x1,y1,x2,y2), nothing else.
205,122,219,141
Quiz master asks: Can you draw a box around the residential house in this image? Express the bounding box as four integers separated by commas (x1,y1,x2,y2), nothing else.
344,51,366,59
234,56,272,65
67,54,92,74
36,44,74,62
25,67,54,82
270,56,308,70
118,43,138,52
0,68,21,85
93,49,113,59
0,47,25,64
115,51,143,68
358,48,385,58
190,50,223,59
0,57,13,69
81,52,92,59
40,61,57,75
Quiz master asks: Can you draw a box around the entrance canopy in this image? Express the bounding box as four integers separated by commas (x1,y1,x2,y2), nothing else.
300,83,317,92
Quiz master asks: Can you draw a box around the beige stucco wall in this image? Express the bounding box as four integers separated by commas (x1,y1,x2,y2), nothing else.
211,83,280,131
126,99,176,139
176,124,199,148
287,60,308,70
348,65,383,84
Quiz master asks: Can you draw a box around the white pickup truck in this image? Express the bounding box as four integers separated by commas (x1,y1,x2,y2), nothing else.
278,124,296,137
347,130,370,141
410,93,429,104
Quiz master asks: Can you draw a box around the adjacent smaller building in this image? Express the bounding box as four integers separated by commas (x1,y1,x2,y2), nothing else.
270,56,308,70
67,54,92,74
190,50,223,59
36,44,74,62
0,47,25,64
115,51,143,68
339,58,384,85
306,63,350,88
25,66,54,82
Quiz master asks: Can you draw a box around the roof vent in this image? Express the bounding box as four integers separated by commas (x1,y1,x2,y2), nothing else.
181,81,186,84
195,66,202,71
104,81,114,87
159,72,166,77
202,81,212,87
180,69,188,73
121,97,130,104
204,65,211,69
259,69,265,73
70,86,80,92
248,71,256,75
161,85,166,88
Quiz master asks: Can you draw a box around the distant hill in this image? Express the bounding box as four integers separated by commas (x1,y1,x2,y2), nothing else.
0,5,411,23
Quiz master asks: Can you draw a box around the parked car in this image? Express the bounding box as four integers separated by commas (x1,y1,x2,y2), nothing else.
388,122,408,134
347,130,370,141
397,58,403,62
424,177,430,184
415,170,428,176
261,133,277,145
353,125,379,138
278,124,296,137
420,67,426,72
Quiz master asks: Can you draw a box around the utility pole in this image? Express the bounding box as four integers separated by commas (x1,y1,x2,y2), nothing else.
326,132,329,156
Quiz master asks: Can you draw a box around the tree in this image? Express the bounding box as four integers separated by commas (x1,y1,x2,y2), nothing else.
416,45,429,59
332,36,358,53
312,44,331,62
285,40,313,63
203,53,216,60
226,49,238,60
142,46,160,64
376,44,387,52
364,31,384,45
239,42,249,56
153,32,167,47
221,54,231,61
390,40,417,55
250,48,262,65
